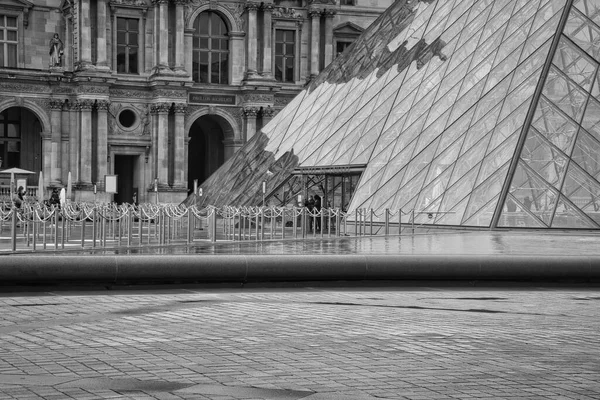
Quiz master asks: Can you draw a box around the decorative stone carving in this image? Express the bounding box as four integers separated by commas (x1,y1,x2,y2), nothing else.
275,97,292,107
111,88,152,98
110,0,148,5
173,103,187,114
108,103,151,136
78,85,110,95
308,0,336,4
48,99,65,110
242,106,259,118
261,106,274,118
96,100,110,111
78,99,95,110
245,2,260,11
151,102,173,113
153,89,187,98
0,83,51,94
272,7,302,19
243,93,274,104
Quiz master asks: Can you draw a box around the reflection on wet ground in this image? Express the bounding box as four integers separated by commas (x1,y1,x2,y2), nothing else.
46,231,600,257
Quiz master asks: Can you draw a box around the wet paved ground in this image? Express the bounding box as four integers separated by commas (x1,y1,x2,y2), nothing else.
7,230,600,257
0,284,599,399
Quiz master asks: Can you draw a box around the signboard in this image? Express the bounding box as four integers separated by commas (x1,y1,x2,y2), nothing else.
105,175,118,194
188,93,236,105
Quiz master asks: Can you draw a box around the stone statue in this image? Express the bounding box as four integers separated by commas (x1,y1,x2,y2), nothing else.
49,33,64,67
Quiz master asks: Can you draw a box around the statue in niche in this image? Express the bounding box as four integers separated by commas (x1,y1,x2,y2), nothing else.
49,33,64,67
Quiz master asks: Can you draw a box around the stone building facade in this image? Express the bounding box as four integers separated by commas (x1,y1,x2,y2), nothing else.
0,0,389,203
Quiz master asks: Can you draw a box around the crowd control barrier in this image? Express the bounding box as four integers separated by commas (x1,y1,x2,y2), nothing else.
0,202,415,253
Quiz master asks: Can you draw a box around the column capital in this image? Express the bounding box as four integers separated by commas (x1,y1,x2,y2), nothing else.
48,99,65,111
261,106,274,118
96,100,110,112
173,103,187,114
308,8,322,18
152,0,169,5
323,9,336,18
151,102,172,114
262,4,274,12
173,0,189,4
245,2,260,11
78,99,95,111
242,106,259,118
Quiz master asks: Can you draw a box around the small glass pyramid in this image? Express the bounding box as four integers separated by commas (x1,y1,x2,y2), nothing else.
191,0,600,229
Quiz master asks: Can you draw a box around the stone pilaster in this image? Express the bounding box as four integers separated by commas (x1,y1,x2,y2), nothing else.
49,99,64,185
262,106,275,126
230,31,246,85
245,2,260,79
261,4,274,78
323,10,336,67
96,0,109,70
173,103,187,188
78,0,93,69
69,101,80,183
153,0,171,74
309,9,321,78
96,100,109,186
243,106,259,141
79,99,94,185
151,102,171,186
174,0,186,73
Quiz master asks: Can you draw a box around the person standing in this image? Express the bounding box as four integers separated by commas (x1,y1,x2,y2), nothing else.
314,194,322,232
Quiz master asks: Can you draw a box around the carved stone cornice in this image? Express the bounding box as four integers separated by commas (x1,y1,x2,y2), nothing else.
153,89,187,98
110,0,148,7
173,0,188,5
243,93,274,104
77,85,110,95
111,88,152,98
0,82,51,94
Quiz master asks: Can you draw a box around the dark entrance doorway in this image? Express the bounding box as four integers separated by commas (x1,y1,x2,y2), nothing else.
114,155,137,204
188,115,225,191
0,107,42,188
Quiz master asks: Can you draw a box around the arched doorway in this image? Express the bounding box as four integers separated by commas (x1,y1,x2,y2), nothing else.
0,107,42,187
188,115,228,191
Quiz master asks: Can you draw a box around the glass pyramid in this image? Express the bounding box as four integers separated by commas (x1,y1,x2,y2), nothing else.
190,0,600,229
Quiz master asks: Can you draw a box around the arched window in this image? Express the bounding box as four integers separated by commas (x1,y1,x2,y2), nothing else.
193,11,229,84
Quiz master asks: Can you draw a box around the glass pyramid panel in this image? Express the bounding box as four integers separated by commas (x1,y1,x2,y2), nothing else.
191,0,600,232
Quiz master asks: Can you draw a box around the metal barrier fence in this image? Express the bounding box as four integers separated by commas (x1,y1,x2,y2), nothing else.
0,202,414,253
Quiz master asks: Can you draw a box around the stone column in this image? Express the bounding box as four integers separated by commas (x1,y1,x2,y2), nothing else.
49,100,63,185
79,99,94,185
153,103,171,185
69,102,80,183
261,4,273,78
246,2,259,78
96,100,109,187
96,0,108,69
42,135,51,188
174,0,186,73
173,103,187,187
323,10,335,67
79,0,93,69
309,9,321,79
243,106,259,141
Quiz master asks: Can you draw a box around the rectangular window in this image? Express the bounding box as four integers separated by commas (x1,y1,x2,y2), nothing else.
340,0,355,5
275,29,295,83
336,40,353,57
0,15,17,68
116,17,138,74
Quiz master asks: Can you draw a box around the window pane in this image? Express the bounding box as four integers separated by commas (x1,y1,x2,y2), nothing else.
7,44,16,67
7,30,16,41
128,48,138,74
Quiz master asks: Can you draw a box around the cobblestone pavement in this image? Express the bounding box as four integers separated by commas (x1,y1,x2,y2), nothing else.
0,285,599,399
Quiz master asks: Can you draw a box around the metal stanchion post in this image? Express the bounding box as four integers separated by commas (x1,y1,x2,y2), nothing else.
11,208,17,252
92,209,97,248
